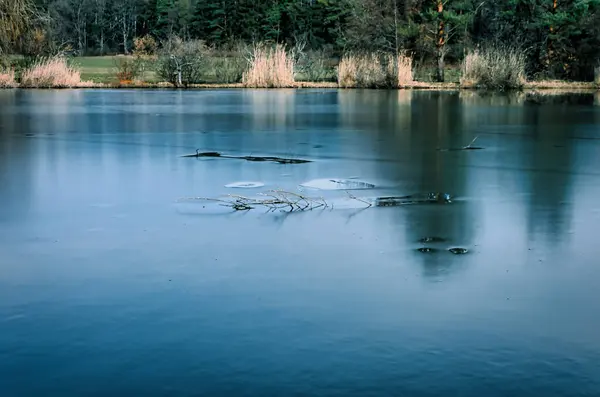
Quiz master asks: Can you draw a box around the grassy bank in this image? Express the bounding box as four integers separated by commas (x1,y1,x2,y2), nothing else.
1,51,598,90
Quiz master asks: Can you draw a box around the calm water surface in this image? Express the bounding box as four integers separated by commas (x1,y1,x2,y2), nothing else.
1,89,600,396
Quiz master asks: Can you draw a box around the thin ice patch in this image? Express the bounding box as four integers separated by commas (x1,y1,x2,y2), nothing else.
300,178,376,191
225,182,266,189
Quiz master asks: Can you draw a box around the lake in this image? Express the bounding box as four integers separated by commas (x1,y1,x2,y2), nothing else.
1,89,600,397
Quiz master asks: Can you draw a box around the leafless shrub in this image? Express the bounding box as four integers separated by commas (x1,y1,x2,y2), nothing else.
212,56,247,84
157,36,208,87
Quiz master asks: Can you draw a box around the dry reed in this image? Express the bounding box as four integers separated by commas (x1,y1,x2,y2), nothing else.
396,54,413,86
20,57,83,88
338,53,413,88
242,44,295,88
461,47,526,90
0,69,16,88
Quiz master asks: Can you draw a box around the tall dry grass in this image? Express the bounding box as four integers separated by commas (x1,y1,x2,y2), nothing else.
461,47,526,90
0,69,16,88
338,53,412,88
20,57,82,88
396,54,413,86
595,65,600,85
242,44,295,88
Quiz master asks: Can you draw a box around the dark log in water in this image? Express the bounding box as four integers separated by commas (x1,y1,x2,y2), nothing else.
182,150,311,164
437,146,485,152
182,150,222,158
375,193,452,207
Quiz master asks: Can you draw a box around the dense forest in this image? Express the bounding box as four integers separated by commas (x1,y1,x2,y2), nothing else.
2,0,600,81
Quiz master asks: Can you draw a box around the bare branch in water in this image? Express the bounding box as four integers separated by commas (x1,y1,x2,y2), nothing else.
345,191,373,208
178,189,352,213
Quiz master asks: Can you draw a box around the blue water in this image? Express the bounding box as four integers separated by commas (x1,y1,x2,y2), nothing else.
1,89,600,396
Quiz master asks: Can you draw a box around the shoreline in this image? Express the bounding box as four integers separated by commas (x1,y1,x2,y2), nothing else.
1,81,598,91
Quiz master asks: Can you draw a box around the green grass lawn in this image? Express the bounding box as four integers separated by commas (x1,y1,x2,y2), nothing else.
72,55,158,83
71,55,462,85
71,56,120,82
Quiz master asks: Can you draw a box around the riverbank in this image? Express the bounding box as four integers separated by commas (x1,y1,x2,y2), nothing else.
2,54,599,91
1,80,597,91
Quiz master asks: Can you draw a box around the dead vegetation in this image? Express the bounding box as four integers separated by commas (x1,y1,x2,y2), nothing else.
338,53,413,88
183,190,331,212
242,43,295,88
0,68,16,88
20,56,85,88
179,190,453,213
461,47,526,90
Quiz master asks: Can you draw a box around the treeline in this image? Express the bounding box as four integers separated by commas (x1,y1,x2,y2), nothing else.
2,0,600,81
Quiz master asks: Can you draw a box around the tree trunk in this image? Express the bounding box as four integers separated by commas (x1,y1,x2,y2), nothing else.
435,0,445,82
122,15,128,54
547,0,558,72
436,50,445,82
100,30,104,55
76,3,84,55
393,0,399,55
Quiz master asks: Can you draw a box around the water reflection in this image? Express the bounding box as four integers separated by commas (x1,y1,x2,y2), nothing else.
399,92,475,280
520,101,577,245
337,90,479,279
337,90,598,279
2,89,600,396
0,91,35,224
246,89,296,131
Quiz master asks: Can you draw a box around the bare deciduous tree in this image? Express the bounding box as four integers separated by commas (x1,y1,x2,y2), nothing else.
0,0,35,54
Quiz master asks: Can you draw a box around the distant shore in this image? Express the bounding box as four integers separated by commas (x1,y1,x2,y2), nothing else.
2,81,598,91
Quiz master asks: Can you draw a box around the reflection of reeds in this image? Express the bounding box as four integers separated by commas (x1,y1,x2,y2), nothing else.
524,91,597,106
396,89,413,105
459,90,525,106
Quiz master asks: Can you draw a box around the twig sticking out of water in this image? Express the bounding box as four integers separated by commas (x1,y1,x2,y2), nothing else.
436,135,484,152
462,135,483,150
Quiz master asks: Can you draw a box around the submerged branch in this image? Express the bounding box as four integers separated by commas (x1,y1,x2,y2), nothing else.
179,191,453,213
